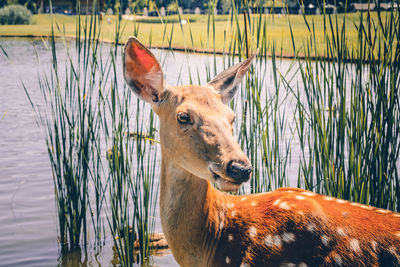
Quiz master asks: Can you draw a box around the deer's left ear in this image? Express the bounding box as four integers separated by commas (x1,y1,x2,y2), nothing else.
207,52,256,104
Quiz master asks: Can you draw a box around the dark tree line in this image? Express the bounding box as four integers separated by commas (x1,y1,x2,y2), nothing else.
0,0,388,14
0,0,209,12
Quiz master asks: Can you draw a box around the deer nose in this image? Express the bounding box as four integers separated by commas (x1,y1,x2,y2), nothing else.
226,160,252,183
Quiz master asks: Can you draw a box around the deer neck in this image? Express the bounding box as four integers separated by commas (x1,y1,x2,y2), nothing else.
159,156,226,266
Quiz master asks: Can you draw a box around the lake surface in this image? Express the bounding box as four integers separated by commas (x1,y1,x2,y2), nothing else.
0,37,296,266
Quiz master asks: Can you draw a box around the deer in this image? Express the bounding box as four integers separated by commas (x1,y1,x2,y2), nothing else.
123,37,400,267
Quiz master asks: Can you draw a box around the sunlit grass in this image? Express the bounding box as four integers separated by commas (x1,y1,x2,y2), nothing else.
0,12,393,57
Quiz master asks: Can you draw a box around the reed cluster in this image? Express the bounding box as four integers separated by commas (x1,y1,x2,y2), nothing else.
23,2,159,265
286,5,400,210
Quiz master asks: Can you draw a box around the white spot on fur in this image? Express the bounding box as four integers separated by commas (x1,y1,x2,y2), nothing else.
349,238,361,252
393,214,400,217
350,203,360,207
301,191,315,197
219,221,224,231
337,227,346,237
298,211,304,216
286,190,294,193
251,202,257,206
231,210,237,217
249,226,257,237
228,234,234,241
265,235,273,247
265,235,282,247
388,246,399,258
279,202,291,210
376,209,390,213
334,254,343,265
273,235,282,247
371,241,378,251
279,263,296,267
323,196,334,201
227,202,235,209
281,232,295,243
306,223,316,232
240,262,250,267
360,204,373,210
241,197,247,201
336,199,347,204
295,195,305,200
321,235,330,247
225,256,231,264
395,232,400,238
273,199,281,206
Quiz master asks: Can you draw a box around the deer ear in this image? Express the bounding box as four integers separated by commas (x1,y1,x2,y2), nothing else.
207,52,256,104
124,37,165,104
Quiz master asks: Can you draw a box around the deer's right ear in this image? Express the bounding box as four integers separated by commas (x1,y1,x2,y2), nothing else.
124,37,165,104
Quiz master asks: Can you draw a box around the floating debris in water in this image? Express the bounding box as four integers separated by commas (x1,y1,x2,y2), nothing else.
124,131,159,143
106,148,120,161
115,230,169,250
134,233,169,250
125,131,151,139
325,105,336,112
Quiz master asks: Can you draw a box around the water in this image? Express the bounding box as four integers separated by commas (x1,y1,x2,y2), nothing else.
0,37,178,266
0,37,297,266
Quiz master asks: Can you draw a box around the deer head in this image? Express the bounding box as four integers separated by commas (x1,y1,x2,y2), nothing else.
123,37,254,192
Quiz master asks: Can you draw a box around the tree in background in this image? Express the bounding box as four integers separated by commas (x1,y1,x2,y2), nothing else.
1,0,40,12
219,0,231,13
0,0,384,14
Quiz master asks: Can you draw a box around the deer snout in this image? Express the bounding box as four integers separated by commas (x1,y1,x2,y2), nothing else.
226,160,252,183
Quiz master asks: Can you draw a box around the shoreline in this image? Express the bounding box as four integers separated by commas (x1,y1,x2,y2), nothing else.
0,34,300,60
0,34,381,63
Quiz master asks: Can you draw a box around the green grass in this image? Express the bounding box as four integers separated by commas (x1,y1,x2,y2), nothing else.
0,12,392,57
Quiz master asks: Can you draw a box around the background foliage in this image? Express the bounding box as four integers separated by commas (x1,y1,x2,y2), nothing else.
0,4,31,24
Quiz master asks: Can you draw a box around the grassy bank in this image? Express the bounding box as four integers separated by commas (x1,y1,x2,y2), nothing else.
0,12,389,57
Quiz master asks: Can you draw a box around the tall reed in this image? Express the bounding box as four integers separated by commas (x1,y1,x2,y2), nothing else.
101,7,160,266
287,5,400,210
23,4,109,249
23,2,160,264
232,1,291,193
104,47,159,265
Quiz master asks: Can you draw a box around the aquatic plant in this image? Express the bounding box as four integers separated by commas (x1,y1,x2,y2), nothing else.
286,4,400,210
0,5,32,25
23,11,103,249
21,2,159,264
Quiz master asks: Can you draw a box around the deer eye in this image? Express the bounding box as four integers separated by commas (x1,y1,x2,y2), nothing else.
177,112,191,124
